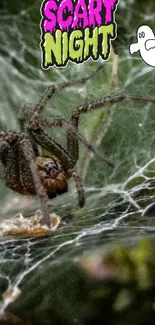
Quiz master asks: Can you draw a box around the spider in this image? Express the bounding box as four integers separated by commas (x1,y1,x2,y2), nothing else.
0,65,155,228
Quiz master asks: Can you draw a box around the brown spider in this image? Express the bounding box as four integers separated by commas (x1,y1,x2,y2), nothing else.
0,65,155,228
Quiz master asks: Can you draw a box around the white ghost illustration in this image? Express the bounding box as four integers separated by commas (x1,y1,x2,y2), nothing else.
129,25,155,67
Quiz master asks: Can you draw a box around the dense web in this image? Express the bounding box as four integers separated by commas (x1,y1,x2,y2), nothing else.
0,0,155,320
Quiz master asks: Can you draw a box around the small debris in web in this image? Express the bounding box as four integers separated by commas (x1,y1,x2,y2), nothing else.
0,211,61,237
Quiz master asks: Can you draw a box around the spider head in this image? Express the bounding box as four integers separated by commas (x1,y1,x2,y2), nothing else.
36,156,68,199
44,161,58,175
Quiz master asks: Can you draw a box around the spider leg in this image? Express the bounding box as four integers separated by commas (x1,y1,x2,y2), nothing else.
29,123,75,169
30,92,155,168
72,170,85,208
0,139,13,183
67,101,88,163
68,93,155,163
30,118,115,168
70,94,155,125
0,140,9,160
0,133,23,190
19,133,51,227
18,66,105,131
31,65,105,117
18,104,36,131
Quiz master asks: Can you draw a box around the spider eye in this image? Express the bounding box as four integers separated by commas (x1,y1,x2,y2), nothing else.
44,163,58,175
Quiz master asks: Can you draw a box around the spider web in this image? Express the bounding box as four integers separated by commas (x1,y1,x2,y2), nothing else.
0,0,155,323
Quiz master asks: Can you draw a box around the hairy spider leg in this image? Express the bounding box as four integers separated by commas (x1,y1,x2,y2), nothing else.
68,94,127,162
20,133,51,227
32,117,115,168
72,171,85,207
17,65,105,131
31,88,155,170
18,104,35,131
68,93,155,162
17,64,115,168
71,94,155,124
31,64,105,117
0,135,22,191
29,123,75,169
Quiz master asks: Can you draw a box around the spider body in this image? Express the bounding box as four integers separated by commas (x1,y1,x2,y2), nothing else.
0,131,73,200
1,65,153,227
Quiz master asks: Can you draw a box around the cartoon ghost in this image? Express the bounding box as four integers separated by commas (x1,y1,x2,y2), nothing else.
129,25,155,67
